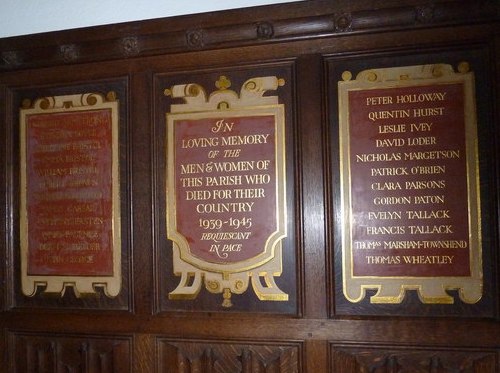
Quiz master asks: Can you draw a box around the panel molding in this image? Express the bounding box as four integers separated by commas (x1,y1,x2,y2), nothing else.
0,1,498,71
5,78,132,311
153,62,300,314
331,344,498,373
9,332,132,373
157,338,301,373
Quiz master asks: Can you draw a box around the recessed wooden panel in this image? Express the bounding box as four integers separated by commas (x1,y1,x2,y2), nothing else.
153,62,300,314
330,344,497,373
6,78,132,310
157,338,301,373
9,332,132,373
327,46,497,317
0,2,498,373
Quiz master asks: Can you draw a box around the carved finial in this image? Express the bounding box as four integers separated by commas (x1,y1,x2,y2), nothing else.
342,71,352,81
215,75,231,91
106,91,117,102
366,71,377,82
39,98,51,110
222,288,233,308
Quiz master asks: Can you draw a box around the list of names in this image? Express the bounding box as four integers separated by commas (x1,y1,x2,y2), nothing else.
26,110,114,276
348,83,471,277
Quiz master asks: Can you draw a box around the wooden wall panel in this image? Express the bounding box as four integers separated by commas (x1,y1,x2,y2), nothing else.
157,339,301,373
9,333,132,373
153,62,300,315
331,344,498,373
325,45,498,317
0,1,497,72
4,79,132,311
0,1,498,373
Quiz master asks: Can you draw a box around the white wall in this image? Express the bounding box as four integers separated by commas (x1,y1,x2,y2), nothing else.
0,0,302,38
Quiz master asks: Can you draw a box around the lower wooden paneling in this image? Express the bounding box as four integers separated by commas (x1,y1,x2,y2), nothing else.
157,338,302,373
330,344,498,373
9,332,132,373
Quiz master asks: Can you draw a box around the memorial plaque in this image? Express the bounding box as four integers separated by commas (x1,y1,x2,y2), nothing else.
165,76,287,307
20,93,121,297
338,63,482,304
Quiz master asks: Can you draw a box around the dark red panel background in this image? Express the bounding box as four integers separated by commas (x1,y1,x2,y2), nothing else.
348,83,471,277
174,115,277,265
26,109,114,276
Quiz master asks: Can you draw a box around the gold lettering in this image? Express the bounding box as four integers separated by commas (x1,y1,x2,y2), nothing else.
412,107,445,117
405,180,446,190
408,225,453,234
366,226,405,235
401,255,454,264
396,92,447,104
405,210,450,219
356,153,401,162
366,96,393,105
368,109,410,121
366,255,400,264
367,211,402,220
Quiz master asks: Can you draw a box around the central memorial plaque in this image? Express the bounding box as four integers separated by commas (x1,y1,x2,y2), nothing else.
338,63,482,304
165,76,288,307
174,115,277,264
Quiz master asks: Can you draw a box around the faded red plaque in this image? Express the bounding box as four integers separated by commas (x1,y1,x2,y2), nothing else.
174,116,276,264
348,83,470,277
26,109,114,276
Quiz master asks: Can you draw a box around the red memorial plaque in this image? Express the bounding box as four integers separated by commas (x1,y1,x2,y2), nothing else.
348,83,470,277
166,76,288,306
20,93,121,297
26,110,114,276
174,116,277,264
339,64,482,304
